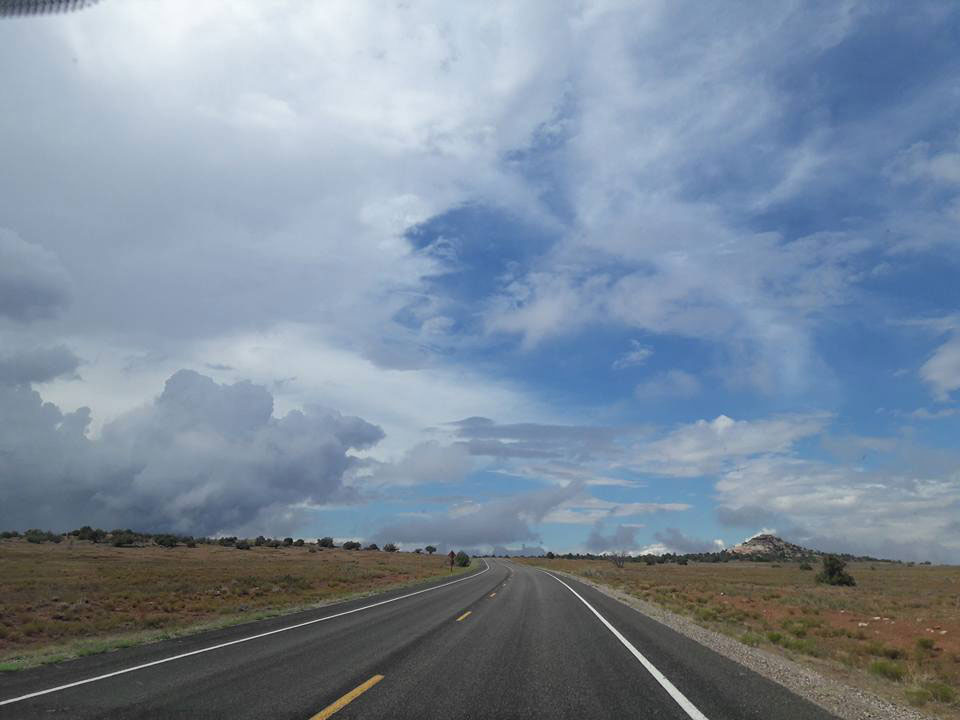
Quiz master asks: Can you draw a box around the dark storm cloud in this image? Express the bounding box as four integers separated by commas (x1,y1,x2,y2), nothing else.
0,230,70,322
0,345,80,385
0,369,384,534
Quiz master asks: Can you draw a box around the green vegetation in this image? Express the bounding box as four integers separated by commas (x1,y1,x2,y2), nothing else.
815,555,856,586
454,551,471,567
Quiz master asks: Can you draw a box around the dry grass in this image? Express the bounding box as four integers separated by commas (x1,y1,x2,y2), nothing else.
520,558,960,718
0,539,464,670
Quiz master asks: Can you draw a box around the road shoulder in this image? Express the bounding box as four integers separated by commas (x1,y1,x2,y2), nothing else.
538,566,925,720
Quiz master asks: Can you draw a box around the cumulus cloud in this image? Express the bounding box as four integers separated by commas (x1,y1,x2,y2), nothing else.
0,369,384,534
0,345,80,385
0,230,70,322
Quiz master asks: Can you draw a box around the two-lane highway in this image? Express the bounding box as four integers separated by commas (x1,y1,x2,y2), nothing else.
0,559,839,719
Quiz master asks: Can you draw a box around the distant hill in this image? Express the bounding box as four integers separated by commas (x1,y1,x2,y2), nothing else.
727,534,818,561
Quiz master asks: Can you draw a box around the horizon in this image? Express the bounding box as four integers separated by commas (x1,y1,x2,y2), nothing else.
2,2,960,564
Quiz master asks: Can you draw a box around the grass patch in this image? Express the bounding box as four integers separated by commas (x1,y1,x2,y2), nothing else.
869,659,906,682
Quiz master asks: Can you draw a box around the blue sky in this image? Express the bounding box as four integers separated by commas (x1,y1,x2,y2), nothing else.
1,1,959,561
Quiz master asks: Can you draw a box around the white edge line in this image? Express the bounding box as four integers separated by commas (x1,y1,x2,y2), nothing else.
0,559,490,707
538,569,710,720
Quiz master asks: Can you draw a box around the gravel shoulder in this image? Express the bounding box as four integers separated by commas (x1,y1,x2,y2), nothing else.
546,567,928,720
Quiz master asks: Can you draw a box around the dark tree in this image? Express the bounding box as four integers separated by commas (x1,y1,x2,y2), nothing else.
816,555,856,586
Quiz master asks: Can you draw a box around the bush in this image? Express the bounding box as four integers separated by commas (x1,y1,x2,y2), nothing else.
218,536,237,547
869,659,906,681
799,562,813,570
24,529,60,544
365,543,379,551
916,637,936,652
815,555,855,586
154,534,178,548
235,540,251,550
293,538,304,547
317,537,335,548
342,541,361,550
425,545,436,555
0,530,20,539
383,543,398,552
111,532,138,547
546,551,555,559
454,551,471,567
254,535,266,546
282,537,293,547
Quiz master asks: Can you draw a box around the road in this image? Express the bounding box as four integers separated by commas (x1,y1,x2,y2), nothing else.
0,559,839,719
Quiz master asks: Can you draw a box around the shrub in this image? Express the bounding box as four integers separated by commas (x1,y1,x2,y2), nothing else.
154,534,178,548
293,539,304,547
254,535,266,546
923,681,956,703
740,632,762,647
383,543,398,552
24,529,60,544
218,537,237,547
0,530,20,539
799,562,813,570
869,659,906,681
282,537,293,547
342,541,361,550
676,557,688,565
318,537,335,548
766,631,783,644
235,540,251,550
111,532,137,547
546,551,555,559
364,543,379,551
454,551,471,567
916,637,936,652
425,545,436,555
414,548,422,554
815,555,856,586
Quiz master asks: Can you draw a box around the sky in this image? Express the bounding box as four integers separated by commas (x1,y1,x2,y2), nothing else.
1,1,959,562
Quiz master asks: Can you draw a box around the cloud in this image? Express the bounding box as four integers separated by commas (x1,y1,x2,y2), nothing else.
0,345,80,385
357,441,472,488
715,455,960,562
920,334,960,401
0,230,70,322
634,369,700,399
632,413,830,477
0,369,384,535
585,523,640,552
377,481,582,548
612,341,653,370
652,527,720,554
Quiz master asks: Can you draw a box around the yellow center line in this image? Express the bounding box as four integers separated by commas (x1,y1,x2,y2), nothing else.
456,611,472,621
309,674,384,720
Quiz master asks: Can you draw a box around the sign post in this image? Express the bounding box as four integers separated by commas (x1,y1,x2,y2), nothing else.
448,550,456,572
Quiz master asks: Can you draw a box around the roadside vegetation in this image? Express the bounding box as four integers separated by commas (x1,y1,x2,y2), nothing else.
522,556,960,718
0,531,471,671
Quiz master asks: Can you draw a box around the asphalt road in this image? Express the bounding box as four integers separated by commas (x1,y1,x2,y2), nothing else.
0,559,839,719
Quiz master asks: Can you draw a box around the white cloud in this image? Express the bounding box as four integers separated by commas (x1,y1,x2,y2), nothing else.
631,413,830,477
612,340,653,370
920,334,960,401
